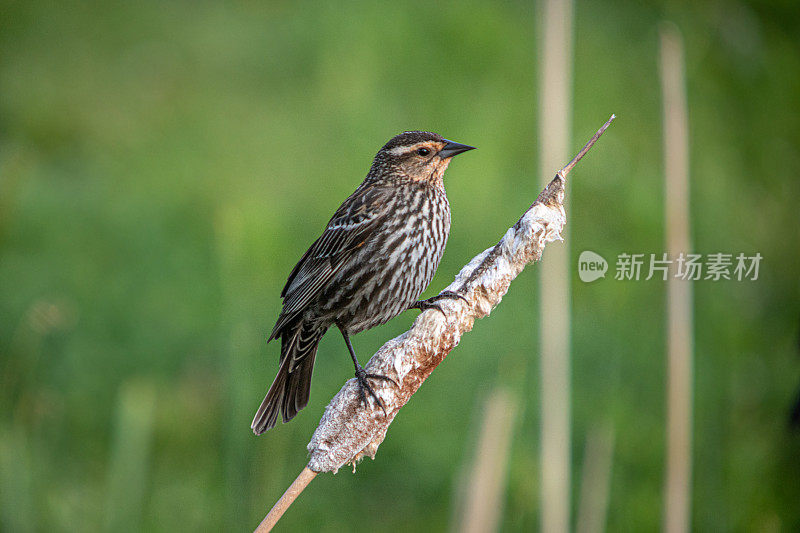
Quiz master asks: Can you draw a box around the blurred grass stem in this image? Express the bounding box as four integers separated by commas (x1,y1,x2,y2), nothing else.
538,0,575,530
576,423,615,533
455,388,518,533
660,23,694,533
104,379,156,532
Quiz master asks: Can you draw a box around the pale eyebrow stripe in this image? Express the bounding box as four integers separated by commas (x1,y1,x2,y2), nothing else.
387,142,430,156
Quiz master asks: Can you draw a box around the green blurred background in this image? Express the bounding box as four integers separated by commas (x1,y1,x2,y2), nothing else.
1,0,799,531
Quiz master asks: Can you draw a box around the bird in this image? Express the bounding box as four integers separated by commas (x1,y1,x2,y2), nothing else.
251,131,475,434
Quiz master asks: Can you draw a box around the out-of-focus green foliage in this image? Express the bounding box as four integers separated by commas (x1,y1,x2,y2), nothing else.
1,1,798,531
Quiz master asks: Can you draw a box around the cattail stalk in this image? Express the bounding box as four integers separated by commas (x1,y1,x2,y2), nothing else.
538,0,575,530
454,388,518,533
660,23,694,533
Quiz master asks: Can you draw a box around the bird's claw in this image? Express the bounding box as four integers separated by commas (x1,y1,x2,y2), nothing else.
411,290,469,316
355,366,396,416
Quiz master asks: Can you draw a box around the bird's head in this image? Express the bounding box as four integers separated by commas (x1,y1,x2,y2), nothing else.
369,131,475,185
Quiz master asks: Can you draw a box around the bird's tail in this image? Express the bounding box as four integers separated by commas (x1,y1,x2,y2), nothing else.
251,320,327,435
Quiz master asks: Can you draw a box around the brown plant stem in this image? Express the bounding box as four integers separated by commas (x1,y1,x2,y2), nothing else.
253,467,317,533
660,22,693,533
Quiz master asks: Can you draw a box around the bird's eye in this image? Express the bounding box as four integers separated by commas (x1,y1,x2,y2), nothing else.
416,147,431,156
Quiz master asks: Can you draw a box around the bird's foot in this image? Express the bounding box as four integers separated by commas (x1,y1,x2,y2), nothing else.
354,365,397,416
410,290,469,316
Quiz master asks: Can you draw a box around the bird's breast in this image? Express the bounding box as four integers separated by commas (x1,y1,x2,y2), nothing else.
322,186,451,333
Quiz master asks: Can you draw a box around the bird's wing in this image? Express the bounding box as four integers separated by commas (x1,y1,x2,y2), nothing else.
269,182,392,340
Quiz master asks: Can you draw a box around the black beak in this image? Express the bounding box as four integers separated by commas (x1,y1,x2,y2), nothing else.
438,139,476,159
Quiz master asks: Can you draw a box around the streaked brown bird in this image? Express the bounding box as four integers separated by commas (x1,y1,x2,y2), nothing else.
252,131,475,434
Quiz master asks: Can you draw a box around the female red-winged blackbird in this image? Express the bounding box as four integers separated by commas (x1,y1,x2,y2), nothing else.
252,131,475,434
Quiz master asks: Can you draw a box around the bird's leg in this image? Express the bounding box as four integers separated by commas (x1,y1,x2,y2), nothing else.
409,290,469,316
338,328,397,415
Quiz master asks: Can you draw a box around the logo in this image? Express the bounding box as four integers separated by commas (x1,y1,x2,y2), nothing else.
578,250,608,282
